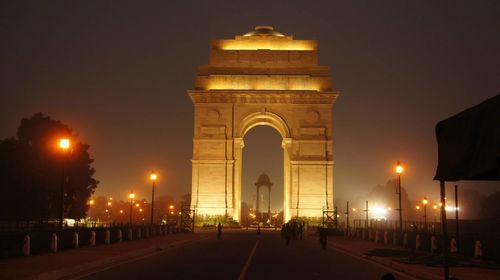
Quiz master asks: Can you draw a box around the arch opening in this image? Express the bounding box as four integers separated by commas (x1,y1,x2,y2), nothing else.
240,125,284,227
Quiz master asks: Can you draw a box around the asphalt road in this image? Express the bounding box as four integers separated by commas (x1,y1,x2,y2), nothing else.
75,230,414,280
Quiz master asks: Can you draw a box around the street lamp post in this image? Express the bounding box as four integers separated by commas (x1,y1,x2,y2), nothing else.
129,192,135,225
395,161,404,235
150,171,157,225
58,138,70,229
422,197,428,231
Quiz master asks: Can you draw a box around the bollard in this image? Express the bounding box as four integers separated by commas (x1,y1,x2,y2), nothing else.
450,238,457,253
128,228,133,241
50,233,58,253
415,234,421,250
145,228,149,238
105,230,110,245
474,241,482,258
117,229,122,242
73,232,79,249
90,231,96,246
375,231,380,243
431,236,437,253
23,235,30,257
383,231,388,244
137,228,141,240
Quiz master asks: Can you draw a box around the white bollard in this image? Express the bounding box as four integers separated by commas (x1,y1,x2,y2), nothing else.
450,238,457,253
50,233,58,253
431,236,437,253
105,230,110,245
117,229,122,242
90,231,96,246
137,228,142,239
474,241,482,258
415,234,421,250
384,231,388,244
128,228,133,240
23,235,30,257
73,232,79,249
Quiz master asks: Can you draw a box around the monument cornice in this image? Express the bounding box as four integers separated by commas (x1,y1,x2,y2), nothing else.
188,90,339,105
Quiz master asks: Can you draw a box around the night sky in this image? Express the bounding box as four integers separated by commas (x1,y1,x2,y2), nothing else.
1,1,499,210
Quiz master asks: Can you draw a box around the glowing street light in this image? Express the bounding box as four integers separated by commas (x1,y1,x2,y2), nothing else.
58,138,71,229
150,171,157,225
59,138,70,150
89,199,94,205
416,205,420,210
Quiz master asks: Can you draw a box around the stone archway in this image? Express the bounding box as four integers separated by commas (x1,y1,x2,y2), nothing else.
189,26,339,222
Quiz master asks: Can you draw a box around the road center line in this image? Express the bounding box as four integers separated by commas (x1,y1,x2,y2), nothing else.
238,237,260,280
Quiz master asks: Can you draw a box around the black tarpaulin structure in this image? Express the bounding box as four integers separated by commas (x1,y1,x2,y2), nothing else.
433,94,500,280
435,94,500,181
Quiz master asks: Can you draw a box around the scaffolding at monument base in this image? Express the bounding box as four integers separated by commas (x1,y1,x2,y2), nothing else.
180,205,195,232
322,206,338,228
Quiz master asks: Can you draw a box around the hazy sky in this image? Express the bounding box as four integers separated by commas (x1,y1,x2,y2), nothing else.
1,1,499,209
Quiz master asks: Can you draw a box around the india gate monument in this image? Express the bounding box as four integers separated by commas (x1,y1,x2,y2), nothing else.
189,26,339,222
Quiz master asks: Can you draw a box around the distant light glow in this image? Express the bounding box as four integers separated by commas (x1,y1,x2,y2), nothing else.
395,161,404,174
129,193,135,199
371,206,388,220
59,138,70,150
150,172,157,181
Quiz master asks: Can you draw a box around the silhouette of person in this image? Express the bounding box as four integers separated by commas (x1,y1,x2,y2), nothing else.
319,224,328,250
217,222,222,239
284,223,291,246
380,273,395,280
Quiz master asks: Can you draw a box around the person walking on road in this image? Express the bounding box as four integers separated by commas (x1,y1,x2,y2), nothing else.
319,224,328,250
217,222,222,240
284,223,291,246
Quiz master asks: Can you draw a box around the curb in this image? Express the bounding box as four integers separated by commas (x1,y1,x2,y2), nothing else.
329,242,442,280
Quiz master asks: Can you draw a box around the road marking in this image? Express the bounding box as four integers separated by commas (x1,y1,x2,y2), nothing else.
238,237,260,280
328,242,418,280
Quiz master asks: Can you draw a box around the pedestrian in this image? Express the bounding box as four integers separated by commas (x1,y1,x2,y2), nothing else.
380,273,395,280
319,224,328,250
298,223,303,240
217,222,222,240
284,223,291,246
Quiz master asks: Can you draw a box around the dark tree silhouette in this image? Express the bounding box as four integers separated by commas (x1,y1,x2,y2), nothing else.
480,191,500,220
0,113,98,222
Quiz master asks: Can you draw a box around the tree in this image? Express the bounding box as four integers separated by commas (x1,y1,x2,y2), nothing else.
480,191,500,220
0,113,98,221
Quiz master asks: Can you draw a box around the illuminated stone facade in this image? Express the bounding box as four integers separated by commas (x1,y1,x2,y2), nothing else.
189,26,339,222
